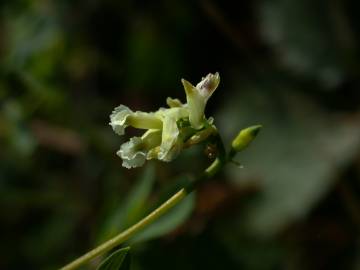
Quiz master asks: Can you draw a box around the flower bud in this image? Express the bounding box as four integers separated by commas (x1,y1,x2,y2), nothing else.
231,125,262,152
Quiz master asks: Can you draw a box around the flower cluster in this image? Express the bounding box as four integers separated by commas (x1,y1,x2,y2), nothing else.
110,73,220,168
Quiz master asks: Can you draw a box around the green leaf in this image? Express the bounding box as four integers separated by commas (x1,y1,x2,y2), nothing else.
97,164,155,242
217,82,360,237
258,0,353,88
97,247,131,270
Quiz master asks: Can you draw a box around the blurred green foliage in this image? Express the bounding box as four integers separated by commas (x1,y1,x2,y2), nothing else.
1,0,360,270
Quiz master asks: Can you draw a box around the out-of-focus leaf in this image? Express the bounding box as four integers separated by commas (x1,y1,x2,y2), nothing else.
23,211,79,262
4,4,62,71
217,82,360,237
125,19,182,91
98,164,155,242
97,247,131,270
30,120,86,155
131,185,195,243
214,224,283,270
3,4,67,114
1,100,36,157
258,0,356,88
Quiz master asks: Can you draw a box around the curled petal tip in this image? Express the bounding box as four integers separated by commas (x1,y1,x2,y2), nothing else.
197,72,220,94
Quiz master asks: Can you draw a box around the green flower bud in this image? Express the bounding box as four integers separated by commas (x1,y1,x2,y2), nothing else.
231,125,262,152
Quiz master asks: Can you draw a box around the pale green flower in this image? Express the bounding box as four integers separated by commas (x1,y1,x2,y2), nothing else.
111,107,189,168
181,72,220,129
110,72,220,168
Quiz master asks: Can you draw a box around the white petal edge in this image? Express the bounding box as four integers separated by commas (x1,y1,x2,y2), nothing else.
117,137,146,169
110,105,133,135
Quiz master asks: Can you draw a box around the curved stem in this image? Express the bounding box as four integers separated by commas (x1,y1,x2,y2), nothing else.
60,156,225,270
61,189,186,270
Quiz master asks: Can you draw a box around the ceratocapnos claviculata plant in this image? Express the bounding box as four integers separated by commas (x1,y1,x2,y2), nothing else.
61,72,261,270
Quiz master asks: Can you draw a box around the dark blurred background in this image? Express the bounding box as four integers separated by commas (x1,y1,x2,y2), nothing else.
1,0,360,269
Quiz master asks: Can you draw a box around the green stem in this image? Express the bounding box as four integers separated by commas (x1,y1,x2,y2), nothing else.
60,157,224,270
61,189,187,270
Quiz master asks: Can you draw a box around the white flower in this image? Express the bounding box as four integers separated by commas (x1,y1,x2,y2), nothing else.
110,72,220,168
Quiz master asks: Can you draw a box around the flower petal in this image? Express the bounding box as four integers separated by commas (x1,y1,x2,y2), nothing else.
181,72,220,129
166,97,183,108
127,112,163,129
117,137,146,169
158,107,188,161
141,129,162,150
109,105,132,135
196,72,220,99
110,105,163,136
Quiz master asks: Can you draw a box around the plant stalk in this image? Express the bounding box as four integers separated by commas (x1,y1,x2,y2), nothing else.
60,157,224,270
